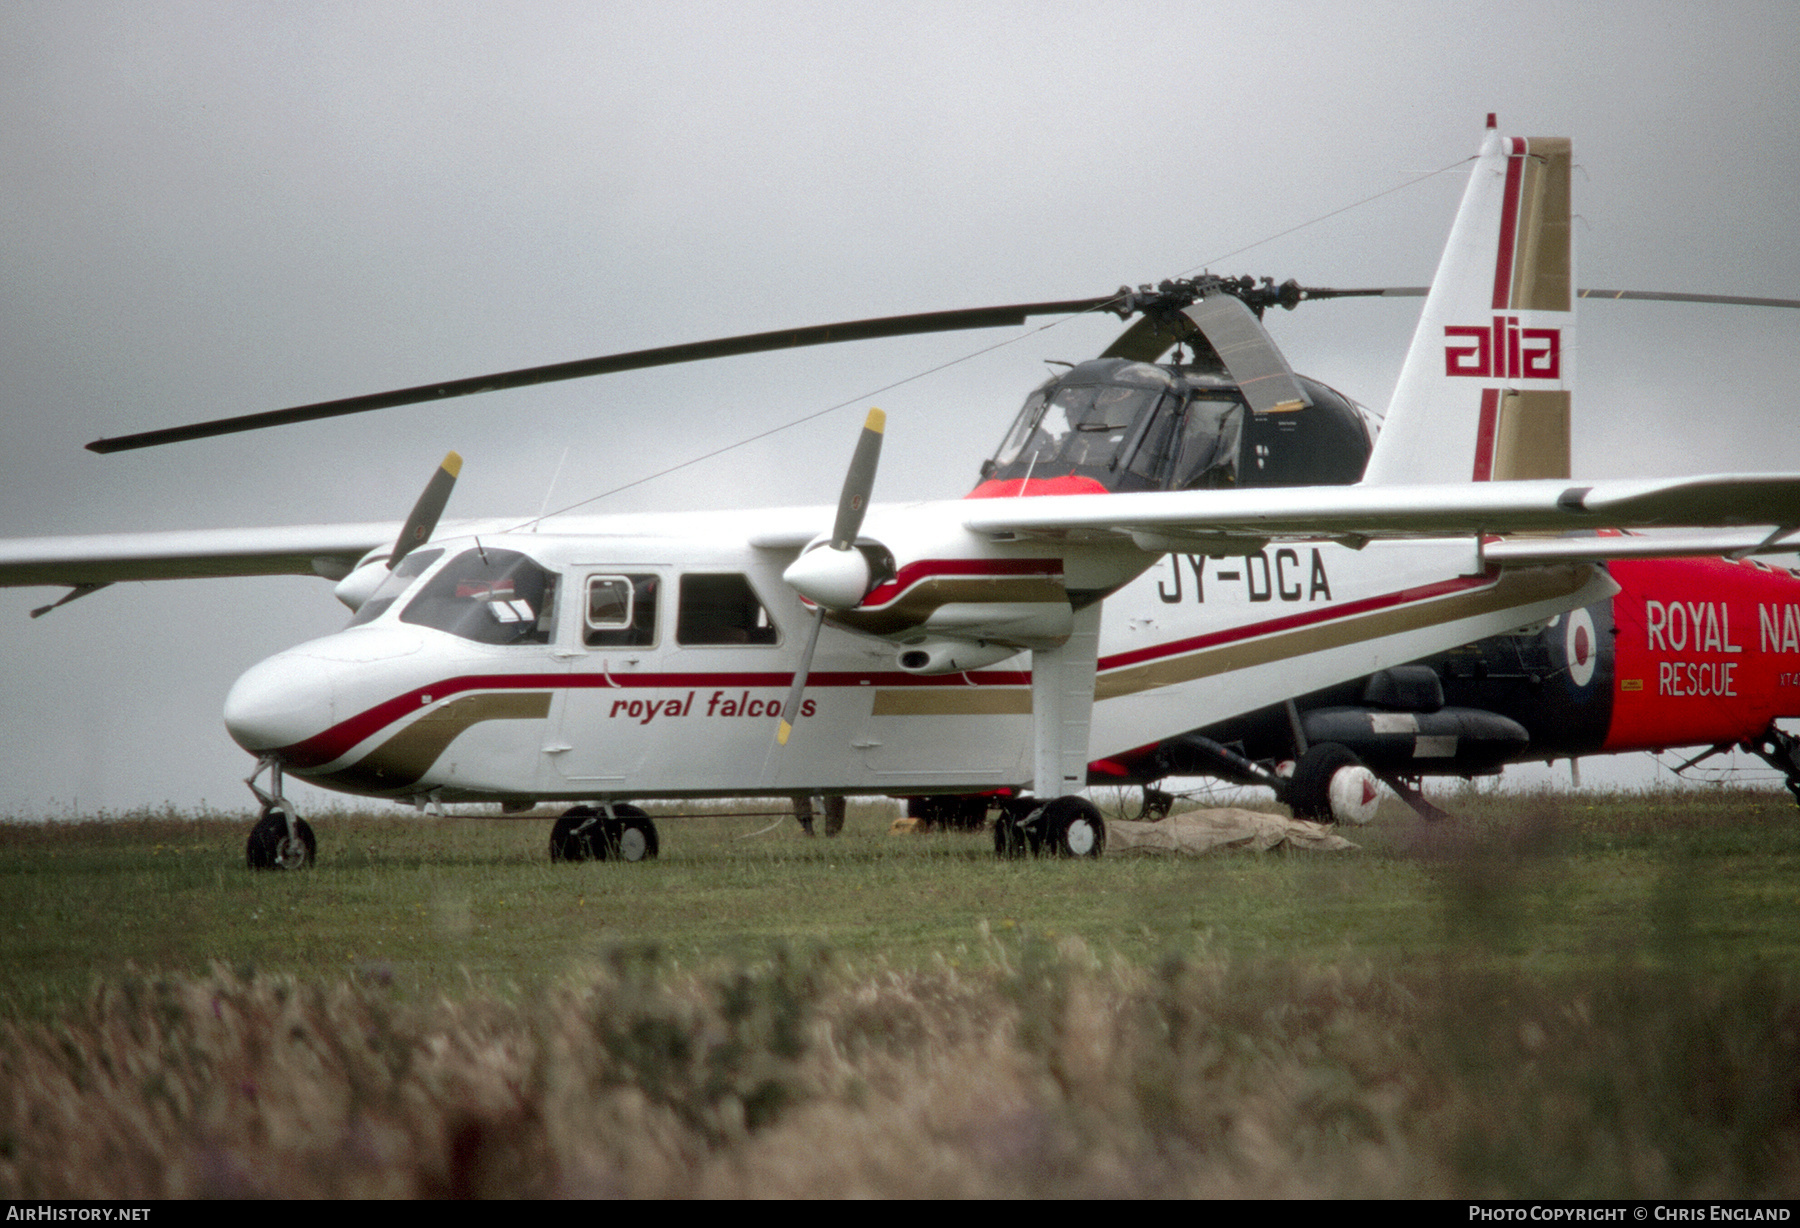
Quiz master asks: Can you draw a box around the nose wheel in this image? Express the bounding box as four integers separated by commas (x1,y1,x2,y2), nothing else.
244,758,315,870
247,804,316,870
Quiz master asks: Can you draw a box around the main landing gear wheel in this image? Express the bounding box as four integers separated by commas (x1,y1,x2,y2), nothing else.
1040,796,1105,857
246,805,316,870
992,797,1106,858
1287,742,1380,825
606,804,660,862
550,806,606,863
550,805,661,863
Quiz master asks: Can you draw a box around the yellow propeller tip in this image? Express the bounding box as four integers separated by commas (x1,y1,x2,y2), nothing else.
777,720,793,746
864,408,885,434
442,451,464,477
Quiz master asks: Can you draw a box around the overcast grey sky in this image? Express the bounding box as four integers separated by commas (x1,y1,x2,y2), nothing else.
4,1,1799,814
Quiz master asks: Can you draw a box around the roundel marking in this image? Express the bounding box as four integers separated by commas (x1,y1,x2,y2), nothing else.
1565,606,1596,688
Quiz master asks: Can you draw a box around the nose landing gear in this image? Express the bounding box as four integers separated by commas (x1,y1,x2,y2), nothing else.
244,758,315,870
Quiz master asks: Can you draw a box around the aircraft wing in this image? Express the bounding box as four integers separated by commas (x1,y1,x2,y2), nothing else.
0,523,401,587
959,475,1800,546
1484,529,1800,566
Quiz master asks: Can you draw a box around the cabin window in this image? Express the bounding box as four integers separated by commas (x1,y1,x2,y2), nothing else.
676,573,779,646
585,574,660,647
399,547,558,645
347,547,444,627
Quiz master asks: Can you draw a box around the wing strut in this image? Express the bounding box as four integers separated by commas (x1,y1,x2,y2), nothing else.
29,582,113,619
1031,603,1103,798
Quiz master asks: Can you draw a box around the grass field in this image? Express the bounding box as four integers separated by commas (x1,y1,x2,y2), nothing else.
6,788,1800,1196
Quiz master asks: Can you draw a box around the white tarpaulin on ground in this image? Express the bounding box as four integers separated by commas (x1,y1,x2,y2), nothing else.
1107,809,1357,854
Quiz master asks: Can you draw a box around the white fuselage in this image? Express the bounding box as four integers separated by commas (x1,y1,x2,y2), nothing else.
222,503,1613,804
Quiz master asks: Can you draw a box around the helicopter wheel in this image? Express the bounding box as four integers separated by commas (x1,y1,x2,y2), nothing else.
605,805,660,862
1287,743,1380,825
246,805,316,871
549,806,607,863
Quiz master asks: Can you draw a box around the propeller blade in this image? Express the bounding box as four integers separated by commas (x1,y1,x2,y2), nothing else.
777,608,826,746
831,408,885,549
390,451,462,568
779,406,889,746
86,298,1117,454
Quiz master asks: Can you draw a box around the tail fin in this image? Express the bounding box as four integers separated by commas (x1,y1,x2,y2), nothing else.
1363,119,1573,485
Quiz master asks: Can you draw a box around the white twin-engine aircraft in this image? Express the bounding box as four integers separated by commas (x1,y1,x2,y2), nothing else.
8,119,1800,869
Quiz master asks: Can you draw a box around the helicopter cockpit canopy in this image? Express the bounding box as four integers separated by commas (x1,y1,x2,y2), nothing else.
983,357,1371,494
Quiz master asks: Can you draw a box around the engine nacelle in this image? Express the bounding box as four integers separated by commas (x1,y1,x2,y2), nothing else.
332,552,393,611
895,638,1021,675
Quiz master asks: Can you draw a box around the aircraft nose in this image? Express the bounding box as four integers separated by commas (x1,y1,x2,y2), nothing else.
223,649,339,755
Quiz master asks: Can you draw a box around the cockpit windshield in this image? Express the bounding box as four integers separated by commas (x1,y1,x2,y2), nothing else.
399,547,558,645
987,359,1245,492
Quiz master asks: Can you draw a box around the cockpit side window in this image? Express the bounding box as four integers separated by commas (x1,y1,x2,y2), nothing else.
992,385,1051,470
586,574,659,647
677,573,779,646
399,547,558,645
1124,394,1179,482
346,548,445,627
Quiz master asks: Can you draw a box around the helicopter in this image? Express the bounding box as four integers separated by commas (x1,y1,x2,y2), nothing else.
5,120,1800,868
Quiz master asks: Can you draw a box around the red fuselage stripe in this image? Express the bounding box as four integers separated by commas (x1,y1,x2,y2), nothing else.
859,556,1064,608
1094,570,1496,671
277,570,1501,769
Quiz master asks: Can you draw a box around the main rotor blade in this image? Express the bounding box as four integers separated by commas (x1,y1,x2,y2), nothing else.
1299,287,1800,308
389,451,461,568
1103,284,1800,364
1577,289,1800,309
86,297,1119,454
1100,312,1200,363
1183,294,1310,414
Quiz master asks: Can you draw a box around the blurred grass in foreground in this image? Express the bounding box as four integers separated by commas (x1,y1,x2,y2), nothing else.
4,788,1800,1195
